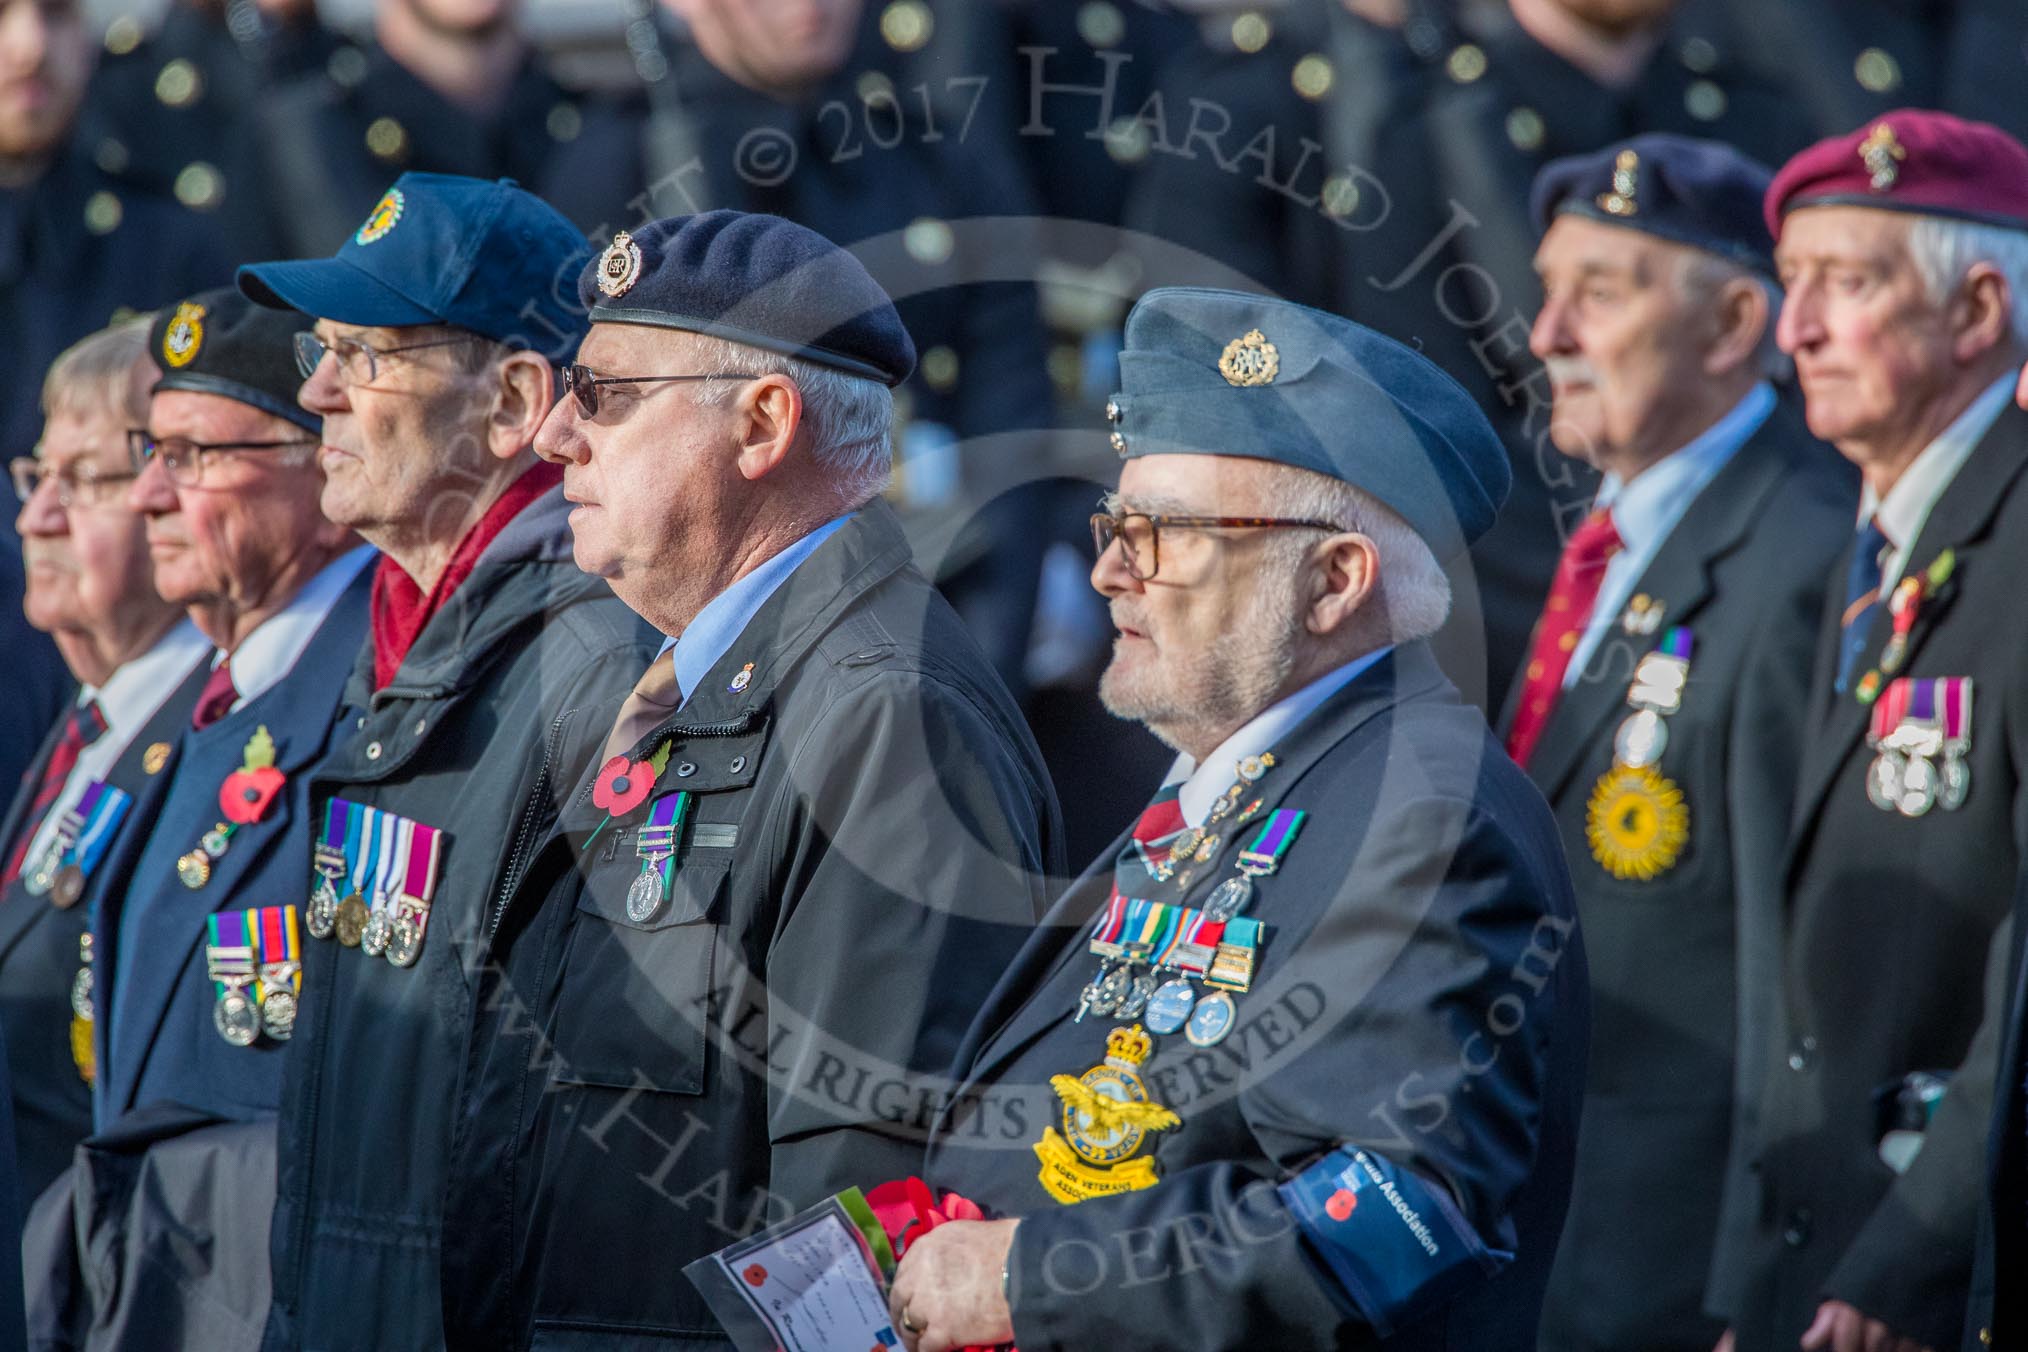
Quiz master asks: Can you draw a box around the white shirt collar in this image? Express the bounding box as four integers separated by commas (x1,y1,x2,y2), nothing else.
1166,647,1393,827
88,619,212,739
217,544,376,710
1861,373,2014,587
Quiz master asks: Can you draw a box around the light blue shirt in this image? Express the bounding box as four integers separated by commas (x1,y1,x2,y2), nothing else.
655,514,851,706
1566,382,1775,687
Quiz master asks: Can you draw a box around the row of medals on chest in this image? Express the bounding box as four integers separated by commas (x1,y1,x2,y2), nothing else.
206,920,298,1047
1076,753,1282,1051
303,837,428,968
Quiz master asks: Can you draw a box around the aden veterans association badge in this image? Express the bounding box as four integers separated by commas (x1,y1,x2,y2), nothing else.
1586,763,1689,882
1035,1024,1180,1204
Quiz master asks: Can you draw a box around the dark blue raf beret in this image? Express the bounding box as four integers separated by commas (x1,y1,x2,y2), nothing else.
578,211,916,386
1530,133,1777,276
1109,288,1510,562
149,286,320,434
237,173,591,362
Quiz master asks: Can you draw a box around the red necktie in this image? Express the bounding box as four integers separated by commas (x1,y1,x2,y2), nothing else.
1505,509,1625,769
192,658,237,730
3,701,108,890
1112,783,1188,898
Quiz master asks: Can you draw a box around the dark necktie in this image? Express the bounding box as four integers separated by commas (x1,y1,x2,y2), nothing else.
1834,518,1892,694
3,701,108,890
192,657,237,730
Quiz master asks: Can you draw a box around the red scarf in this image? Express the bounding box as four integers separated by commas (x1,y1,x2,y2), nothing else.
370,462,563,690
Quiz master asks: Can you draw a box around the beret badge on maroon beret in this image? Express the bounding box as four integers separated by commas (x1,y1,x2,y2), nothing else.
596,231,643,299
1859,122,1907,191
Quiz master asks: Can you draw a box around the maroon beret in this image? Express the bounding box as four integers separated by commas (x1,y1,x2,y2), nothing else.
1764,109,2028,239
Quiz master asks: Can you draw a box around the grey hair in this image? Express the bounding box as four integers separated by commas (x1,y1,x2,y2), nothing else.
1907,215,2028,341
686,332,895,503
1262,465,1453,646
1679,251,1792,384
42,316,155,428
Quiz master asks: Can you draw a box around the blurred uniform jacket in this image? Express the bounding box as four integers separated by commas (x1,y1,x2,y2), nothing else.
1124,3,1819,711
0,650,209,1206
923,642,1590,1351
439,503,1064,1349
80,3,341,264
1501,400,1855,1352
1967,906,2028,1350
1711,404,2028,1351
252,42,644,258
260,487,657,1352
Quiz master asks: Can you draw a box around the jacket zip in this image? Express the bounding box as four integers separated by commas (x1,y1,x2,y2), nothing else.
488,710,571,942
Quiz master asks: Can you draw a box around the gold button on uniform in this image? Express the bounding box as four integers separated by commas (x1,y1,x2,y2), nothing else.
880,1,932,52
366,116,408,162
155,59,202,109
84,191,123,235
1077,2,1124,48
1292,54,1334,100
1231,12,1271,54
1447,44,1487,83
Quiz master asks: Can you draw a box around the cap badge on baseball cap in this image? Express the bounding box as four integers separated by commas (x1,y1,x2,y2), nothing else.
1219,329,1279,387
597,231,643,299
1860,122,1907,190
355,188,405,246
162,301,205,368
1597,149,1641,217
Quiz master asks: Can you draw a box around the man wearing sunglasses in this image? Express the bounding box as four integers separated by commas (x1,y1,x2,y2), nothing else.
886,288,1587,1352
234,172,659,1352
3,318,212,1204
435,209,1063,1349
23,288,369,1341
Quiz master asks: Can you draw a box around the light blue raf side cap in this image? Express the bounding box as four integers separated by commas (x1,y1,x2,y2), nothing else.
1106,288,1511,562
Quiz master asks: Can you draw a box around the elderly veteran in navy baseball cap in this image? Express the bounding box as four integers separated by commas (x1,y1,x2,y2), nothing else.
889,286,1585,1352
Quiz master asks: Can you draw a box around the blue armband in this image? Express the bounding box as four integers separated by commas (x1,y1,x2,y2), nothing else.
1278,1147,1512,1336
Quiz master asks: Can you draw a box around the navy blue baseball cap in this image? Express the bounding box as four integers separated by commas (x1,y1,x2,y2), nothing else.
1107,288,1510,563
578,211,916,386
1530,133,1777,276
236,173,591,361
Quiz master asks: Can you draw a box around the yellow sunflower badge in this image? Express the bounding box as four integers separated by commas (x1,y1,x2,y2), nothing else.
1586,763,1689,881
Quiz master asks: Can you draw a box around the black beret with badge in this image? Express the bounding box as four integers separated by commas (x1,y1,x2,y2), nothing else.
1530,132,1778,277
581,210,917,387
149,285,320,434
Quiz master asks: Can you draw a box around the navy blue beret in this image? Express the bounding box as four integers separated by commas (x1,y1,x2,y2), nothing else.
578,211,916,386
1530,133,1776,276
149,286,319,434
1109,288,1510,562
237,173,591,362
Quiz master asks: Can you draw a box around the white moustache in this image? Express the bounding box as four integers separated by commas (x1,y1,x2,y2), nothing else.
1544,357,1599,388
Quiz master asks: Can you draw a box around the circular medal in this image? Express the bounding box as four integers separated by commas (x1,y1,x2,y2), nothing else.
335,895,369,948
360,910,391,957
1143,979,1197,1036
1118,972,1157,1020
177,849,212,890
305,882,338,940
50,864,85,910
386,916,423,968
214,989,259,1046
1613,709,1668,769
625,868,665,924
70,965,94,1021
1940,754,1971,811
1185,990,1237,1047
1868,749,1906,812
1897,754,1938,818
201,826,232,859
1201,875,1253,922
1584,763,1690,882
259,987,297,1041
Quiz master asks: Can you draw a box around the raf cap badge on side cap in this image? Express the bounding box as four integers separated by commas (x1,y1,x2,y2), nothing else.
355,188,404,246
161,300,205,368
597,231,643,298
1219,329,1279,387
1597,149,1640,217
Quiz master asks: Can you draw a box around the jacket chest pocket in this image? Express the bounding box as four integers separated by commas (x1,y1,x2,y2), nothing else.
548,851,731,1097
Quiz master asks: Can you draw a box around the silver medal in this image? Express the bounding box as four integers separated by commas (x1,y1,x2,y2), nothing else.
1897,754,1938,818
1118,971,1157,1021
1143,979,1197,1036
1202,875,1253,922
214,988,259,1046
625,867,665,924
201,827,232,859
1613,709,1668,768
1089,964,1131,1017
70,965,94,1020
1940,754,1970,811
306,880,338,940
260,987,297,1041
1867,749,1906,812
386,915,423,968
360,910,392,957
